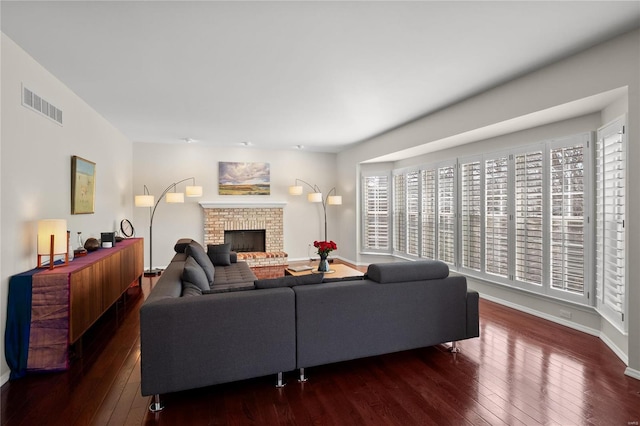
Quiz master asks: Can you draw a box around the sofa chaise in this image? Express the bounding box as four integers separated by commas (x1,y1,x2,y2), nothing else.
139,239,480,411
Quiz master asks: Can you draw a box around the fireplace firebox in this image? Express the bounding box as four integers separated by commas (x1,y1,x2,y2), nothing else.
224,230,266,253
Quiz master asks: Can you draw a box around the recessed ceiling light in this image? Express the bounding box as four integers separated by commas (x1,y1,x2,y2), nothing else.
296,145,304,150
183,138,196,144
241,141,252,146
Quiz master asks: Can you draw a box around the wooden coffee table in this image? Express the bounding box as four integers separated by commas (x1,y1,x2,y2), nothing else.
285,263,364,279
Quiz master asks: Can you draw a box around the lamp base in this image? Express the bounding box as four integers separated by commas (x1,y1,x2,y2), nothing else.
143,268,163,277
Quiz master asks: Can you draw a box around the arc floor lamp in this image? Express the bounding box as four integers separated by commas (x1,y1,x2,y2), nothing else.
288,178,342,241
135,177,202,276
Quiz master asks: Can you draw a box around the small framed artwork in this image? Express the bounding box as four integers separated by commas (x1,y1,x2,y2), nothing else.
219,162,270,195
71,156,96,214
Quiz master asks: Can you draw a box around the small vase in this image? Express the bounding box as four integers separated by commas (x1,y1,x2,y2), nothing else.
68,231,74,261
318,254,330,272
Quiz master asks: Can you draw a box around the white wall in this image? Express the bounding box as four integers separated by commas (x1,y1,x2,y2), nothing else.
0,34,134,384
336,29,640,376
132,142,340,269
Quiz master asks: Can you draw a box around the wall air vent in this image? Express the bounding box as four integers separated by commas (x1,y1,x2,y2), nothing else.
22,84,63,125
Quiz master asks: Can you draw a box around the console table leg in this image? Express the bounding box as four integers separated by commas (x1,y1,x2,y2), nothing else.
276,372,285,388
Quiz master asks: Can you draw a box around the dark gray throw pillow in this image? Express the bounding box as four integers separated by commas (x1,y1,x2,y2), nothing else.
254,273,323,289
181,281,203,297
182,255,211,292
207,243,232,266
186,242,215,285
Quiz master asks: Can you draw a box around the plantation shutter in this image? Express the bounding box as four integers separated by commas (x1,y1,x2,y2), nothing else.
421,169,437,259
549,144,585,294
485,156,509,278
362,175,390,250
437,165,455,265
393,174,406,253
596,119,626,330
406,171,420,256
514,150,544,286
460,160,482,271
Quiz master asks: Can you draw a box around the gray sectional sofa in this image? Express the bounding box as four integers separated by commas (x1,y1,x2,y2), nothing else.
139,239,480,411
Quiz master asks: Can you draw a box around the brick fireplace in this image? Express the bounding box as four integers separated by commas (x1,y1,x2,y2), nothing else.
200,201,288,278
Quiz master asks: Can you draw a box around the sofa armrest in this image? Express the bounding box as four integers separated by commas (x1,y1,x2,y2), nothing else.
140,287,296,396
466,290,480,338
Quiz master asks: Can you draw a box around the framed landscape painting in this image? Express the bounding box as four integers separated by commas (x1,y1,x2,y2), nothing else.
219,162,270,195
71,155,96,214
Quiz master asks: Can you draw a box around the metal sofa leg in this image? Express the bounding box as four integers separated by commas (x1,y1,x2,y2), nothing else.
298,368,308,383
149,394,164,412
276,372,286,388
450,341,461,353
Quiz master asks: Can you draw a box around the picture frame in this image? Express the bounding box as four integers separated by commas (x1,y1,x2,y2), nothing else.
219,162,270,195
71,155,96,214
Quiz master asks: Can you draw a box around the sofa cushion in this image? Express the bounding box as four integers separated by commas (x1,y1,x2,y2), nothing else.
208,243,232,266
181,281,203,297
186,242,215,285
254,273,324,289
212,262,257,285
182,256,211,292
367,260,449,284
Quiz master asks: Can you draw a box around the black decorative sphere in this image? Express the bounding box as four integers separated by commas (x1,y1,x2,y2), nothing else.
84,237,100,252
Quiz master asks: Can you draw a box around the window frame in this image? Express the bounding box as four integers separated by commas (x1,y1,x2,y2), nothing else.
361,132,598,308
595,116,627,332
361,171,392,254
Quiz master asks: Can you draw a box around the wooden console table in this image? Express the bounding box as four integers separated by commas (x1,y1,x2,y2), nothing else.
5,238,143,379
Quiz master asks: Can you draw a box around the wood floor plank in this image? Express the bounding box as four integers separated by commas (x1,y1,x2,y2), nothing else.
3,273,640,426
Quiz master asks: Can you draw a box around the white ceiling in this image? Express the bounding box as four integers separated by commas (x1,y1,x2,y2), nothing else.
2,1,639,153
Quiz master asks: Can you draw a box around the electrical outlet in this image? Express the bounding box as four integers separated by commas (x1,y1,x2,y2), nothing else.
559,309,572,319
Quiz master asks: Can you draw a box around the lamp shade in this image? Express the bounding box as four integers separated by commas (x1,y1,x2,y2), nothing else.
37,219,67,255
289,185,303,196
185,185,203,197
328,195,342,205
135,195,155,207
166,192,185,203
308,192,323,203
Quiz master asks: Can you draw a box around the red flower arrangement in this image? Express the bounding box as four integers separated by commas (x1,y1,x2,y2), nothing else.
314,240,337,257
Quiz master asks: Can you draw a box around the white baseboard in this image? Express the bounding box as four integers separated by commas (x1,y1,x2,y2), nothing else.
479,293,635,367
599,331,628,365
1,371,10,387
624,367,640,381
479,293,600,337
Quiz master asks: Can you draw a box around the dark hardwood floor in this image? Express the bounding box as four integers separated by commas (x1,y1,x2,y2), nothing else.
2,271,640,425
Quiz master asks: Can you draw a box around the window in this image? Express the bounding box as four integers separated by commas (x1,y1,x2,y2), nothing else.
421,169,437,259
369,132,593,306
362,174,390,251
596,117,626,331
460,160,482,271
549,144,585,295
514,150,544,286
485,156,509,278
437,165,456,265
393,174,406,253
406,171,420,256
